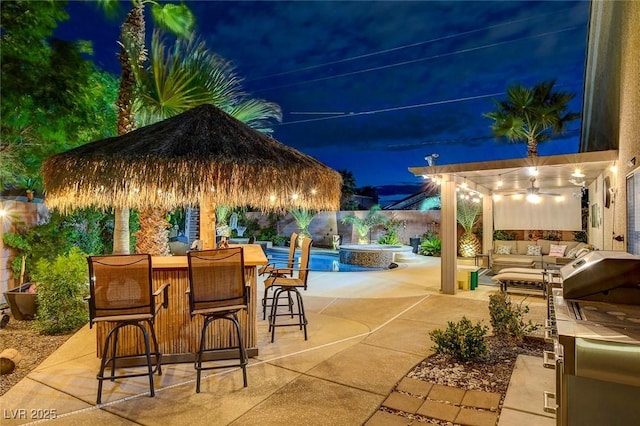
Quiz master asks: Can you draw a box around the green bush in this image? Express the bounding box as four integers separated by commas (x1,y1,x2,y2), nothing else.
31,247,89,335
420,238,441,256
429,317,488,361
493,230,517,240
488,292,540,344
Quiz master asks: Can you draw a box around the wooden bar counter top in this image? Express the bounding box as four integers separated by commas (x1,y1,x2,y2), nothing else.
95,244,268,364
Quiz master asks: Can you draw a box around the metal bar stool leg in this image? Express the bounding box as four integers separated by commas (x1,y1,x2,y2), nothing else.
135,322,155,398
230,312,248,387
294,289,308,340
196,316,214,393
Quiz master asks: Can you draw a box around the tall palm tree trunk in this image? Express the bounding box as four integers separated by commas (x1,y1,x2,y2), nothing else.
113,208,130,254
527,137,538,157
136,208,171,255
112,4,146,254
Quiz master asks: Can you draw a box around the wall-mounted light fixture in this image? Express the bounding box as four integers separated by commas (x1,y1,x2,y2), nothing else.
424,153,439,166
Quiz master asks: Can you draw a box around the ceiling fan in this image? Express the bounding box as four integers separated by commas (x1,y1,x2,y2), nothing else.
505,177,560,203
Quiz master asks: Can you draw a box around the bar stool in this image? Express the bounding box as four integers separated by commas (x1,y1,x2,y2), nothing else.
87,254,169,404
259,232,298,320
186,247,248,393
265,237,312,343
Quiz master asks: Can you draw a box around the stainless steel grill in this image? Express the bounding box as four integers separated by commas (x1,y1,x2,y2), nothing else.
560,250,640,303
544,251,640,425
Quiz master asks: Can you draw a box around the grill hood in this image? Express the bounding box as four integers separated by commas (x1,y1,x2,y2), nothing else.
560,250,640,303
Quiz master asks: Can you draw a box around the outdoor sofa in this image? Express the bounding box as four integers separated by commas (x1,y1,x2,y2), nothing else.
489,239,593,274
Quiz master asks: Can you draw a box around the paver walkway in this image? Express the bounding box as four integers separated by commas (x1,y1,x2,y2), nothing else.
367,378,500,426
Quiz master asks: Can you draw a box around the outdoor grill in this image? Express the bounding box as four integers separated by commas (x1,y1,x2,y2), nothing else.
544,251,640,425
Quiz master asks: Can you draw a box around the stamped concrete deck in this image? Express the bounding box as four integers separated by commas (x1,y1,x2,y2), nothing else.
0,256,551,425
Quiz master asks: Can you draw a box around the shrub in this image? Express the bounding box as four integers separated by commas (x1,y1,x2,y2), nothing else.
429,317,488,361
31,247,89,335
420,238,441,256
493,230,517,240
488,292,540,344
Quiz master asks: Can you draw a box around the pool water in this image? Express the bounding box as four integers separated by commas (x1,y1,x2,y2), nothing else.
264,248,388,272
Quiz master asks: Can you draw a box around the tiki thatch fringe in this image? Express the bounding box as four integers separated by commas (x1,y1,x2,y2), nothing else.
135,208,171,256
43,104,342,214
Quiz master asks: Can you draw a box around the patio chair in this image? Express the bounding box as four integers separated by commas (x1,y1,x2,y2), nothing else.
87,254,170,405
259,232,298,320
265,237,312,343
186,247,248,393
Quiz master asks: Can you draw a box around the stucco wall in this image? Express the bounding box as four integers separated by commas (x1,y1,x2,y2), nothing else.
248,210,442,247
592,1,640,251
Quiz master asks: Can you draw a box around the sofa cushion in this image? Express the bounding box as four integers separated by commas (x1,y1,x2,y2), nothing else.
549,244,567,257
560,241,580,252
526,245,542,256
566,246,579,258
493,240,517,253
515,240,530,255
536,239,552,255
495,244,513,255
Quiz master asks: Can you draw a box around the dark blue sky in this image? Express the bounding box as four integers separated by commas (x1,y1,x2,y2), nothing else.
56,0,590,206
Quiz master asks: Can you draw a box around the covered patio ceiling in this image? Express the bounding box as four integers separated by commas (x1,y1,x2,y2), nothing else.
408,150,618,196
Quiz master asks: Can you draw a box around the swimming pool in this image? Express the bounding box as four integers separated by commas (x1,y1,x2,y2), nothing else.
264,248,389,272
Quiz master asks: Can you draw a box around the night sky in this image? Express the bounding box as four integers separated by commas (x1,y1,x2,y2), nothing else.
55,1,590,206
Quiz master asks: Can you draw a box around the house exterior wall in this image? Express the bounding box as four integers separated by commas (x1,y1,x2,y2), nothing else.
586,1,640,251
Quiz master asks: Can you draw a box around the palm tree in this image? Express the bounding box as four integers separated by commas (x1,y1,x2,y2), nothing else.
484,80,580,157
341,205,388,244
95,0,195,254
128,32,282,254
133,32,281,132
457,198,481,257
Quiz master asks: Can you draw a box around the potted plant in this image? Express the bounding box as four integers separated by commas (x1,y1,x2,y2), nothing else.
341,205,388,244
20,176,41,202
215,205,233,238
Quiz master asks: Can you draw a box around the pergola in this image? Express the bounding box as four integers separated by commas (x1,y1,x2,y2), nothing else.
408,150,618,294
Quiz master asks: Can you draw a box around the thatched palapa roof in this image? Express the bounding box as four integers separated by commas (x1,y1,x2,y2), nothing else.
43,104,342,213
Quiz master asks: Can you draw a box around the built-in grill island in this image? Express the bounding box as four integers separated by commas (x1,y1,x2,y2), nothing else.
543,251,640,425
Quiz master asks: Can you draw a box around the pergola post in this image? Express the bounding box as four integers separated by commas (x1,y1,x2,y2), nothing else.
482,197,494,256
199,196,217,250
440,174,457,294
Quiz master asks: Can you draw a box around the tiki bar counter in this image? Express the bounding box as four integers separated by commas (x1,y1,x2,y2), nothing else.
94,244,268,364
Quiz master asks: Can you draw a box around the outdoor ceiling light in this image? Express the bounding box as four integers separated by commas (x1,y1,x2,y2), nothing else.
269,195,276,202
291,193,299,200
311,189,317,195
572,168,585,178
528,167,539,176
492,194,502,201
496,175,503,187
526,193,541,203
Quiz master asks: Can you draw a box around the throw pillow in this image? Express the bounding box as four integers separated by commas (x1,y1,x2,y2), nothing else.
526,245,542,256
495,245,512,255
575,248,591,258
549,244,567,257
566,247,579,258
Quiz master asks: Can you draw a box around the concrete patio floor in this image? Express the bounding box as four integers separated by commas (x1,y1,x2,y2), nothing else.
0,256,553,425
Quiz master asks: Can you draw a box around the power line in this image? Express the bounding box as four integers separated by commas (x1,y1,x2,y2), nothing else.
256,26,583,93
247,8,576,82
281,92,504,125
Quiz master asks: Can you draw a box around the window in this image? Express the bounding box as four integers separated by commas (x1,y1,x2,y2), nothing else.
627,171,640,255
